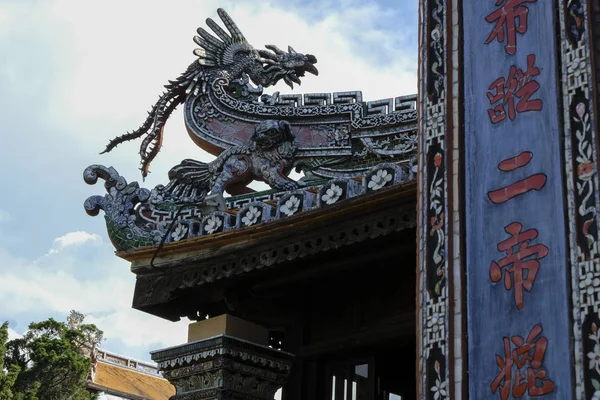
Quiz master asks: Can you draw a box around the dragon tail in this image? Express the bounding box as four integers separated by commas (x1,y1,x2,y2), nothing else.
100,102,159,155
100,85,186,179
138,90,185,178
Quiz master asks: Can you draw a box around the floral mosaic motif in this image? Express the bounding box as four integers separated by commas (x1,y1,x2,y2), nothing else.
588,323,600,376
321,183,343,205
584,314,600,399
171,223,189,242
426,347,447,400
570,93,598,257
280,196,301,216
558,0,600,397
85,162,410,251
430,360,447,400
427,148,446,297
420,0,448,396
241,206,262,226
320,125,350,147
368,169,394,191
204,215,223,234
363,163,405,193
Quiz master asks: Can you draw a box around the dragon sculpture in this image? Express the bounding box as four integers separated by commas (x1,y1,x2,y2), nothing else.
84,8,417,251
102,9,317,185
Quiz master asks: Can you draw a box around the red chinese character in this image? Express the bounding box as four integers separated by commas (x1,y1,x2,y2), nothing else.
485,0,537,55
488,151,546,204
490,324,555,399
489,222,548,310
487,54,543,124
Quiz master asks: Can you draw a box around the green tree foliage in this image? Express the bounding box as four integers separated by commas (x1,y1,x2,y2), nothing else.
0,322,19,400
0,312,103,400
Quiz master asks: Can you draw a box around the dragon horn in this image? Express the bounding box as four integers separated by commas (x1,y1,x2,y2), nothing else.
258,49,278,61
288,46,297,54
265,45,285,55
258,57,276,65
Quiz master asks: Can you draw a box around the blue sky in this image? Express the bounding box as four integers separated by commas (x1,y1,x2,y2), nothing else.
0,0,417,362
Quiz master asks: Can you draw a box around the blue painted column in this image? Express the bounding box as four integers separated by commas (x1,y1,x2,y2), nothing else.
463,1,574,398
418,0,600,398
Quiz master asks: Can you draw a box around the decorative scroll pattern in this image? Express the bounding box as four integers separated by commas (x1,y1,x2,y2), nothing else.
558,0,600,397
419,0,449,398
207,80,418,129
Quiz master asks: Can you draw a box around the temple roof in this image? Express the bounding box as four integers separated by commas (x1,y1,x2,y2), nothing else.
87,349,174,400
125,179,417,321
121,178,416,265
82,6,419,323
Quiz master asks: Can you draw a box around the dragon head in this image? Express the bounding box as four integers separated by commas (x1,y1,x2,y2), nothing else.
256,45,318,89
192,9,317,90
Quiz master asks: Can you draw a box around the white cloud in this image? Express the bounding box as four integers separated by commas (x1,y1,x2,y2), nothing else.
0,245,124,315
50,231,102,251
0,236,188,359
45,231,103,256
86,309,188,350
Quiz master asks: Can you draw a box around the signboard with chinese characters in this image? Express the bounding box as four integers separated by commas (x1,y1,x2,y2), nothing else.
464,1,574,398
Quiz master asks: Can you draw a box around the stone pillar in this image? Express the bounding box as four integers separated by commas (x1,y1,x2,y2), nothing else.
151,315,294,400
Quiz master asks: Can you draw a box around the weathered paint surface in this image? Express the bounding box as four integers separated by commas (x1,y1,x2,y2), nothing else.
464,1,574,398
